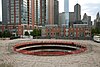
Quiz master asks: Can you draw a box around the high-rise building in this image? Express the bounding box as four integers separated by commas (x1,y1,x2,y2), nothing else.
82,13,92,27
48,0,53,25
32,0,46,26
2,0,31,25
64,0,69,37
2,0,33,36
32,0,59,25
2,0,59,26
94,12,100,29
69,12,75,27
59,12,66,25
82,13,88,24
48,0,59,25
2,0,59,36
54,0,59,24
64,0,69,28
74,3,81,22
2,0,8,25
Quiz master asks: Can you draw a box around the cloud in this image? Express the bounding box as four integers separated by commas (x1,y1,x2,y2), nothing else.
83,3,100,12
59,0,64,13
82,3,100,20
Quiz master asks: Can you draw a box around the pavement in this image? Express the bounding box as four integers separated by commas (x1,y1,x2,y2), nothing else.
0,39,100,67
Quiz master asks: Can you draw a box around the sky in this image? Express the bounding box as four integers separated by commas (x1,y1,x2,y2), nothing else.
0,0,100,21
59,0,100,21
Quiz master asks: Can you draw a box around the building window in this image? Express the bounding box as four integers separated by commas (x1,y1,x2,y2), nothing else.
24,25,27,29
70,32,74,37
79,32,84,37
30,26,32,29
48,33,49,35
74,32,76,37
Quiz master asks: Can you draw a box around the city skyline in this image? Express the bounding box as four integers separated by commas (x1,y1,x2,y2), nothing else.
59,0,100,21
0,0,100,21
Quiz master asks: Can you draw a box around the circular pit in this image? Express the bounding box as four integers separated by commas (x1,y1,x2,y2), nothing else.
13,41,87,56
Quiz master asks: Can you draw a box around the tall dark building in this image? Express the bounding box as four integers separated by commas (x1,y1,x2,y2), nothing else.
74,3,81,22
54,0,59,24
82,13,92,27
94,12,100,29
40,0,46,25
2,0,8,25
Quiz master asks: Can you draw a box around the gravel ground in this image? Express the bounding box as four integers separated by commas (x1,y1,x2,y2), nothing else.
0,39,100,67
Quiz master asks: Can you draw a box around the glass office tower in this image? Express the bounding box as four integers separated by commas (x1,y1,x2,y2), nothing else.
64,0,69,28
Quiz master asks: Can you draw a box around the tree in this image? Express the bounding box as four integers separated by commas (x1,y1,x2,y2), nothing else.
38,29,41,36
2,30,12,38
96,28,100,34
30,31,33,36
30,29,41,38
91,28,100,36
0,31,2,38
24,31,29,36
91,28,96,35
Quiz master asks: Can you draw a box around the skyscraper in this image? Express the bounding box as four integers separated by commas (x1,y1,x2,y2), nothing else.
59,12,66,25
74,3,81,22
48,0,59,25
82,13,92,27
69,12,75,27
2,0,8,25
64,0,69,28
2,0,32,36
54,0,59,24
94,12,100,29
2,0,59,36
2,0,31,25
2,0,59,26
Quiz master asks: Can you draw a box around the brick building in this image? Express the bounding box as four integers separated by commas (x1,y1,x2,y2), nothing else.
68,24,91,39
0,24,33,36
42,25,66,38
